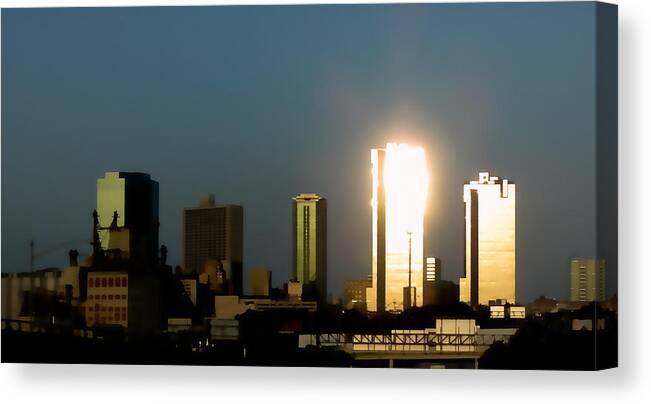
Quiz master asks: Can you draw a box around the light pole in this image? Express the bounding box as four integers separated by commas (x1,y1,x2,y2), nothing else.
407,231,413,308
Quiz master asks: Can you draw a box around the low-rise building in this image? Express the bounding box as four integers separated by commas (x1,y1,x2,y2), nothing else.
1,269,62,320
343,279,371,310
249,268,272,296
83,271,129,328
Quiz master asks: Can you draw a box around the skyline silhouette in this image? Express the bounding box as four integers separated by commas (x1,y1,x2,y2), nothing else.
1,3,616,303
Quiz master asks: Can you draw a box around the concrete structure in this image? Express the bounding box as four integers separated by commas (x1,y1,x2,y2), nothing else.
183,195,243,295
214,295,317,320
459,172,516,306
424,280,459,306
83,271,129,328
367,143,428,312
1,269,62,320
424,257,441,283
214,296,246,320
208,318,239,340
570,259,606,302
198,258,228,294
249,267,272,296
292,193,327,303
167,318,192,333
343,279,371,310
488,305,525,319
510,306,525,319
287,280,303,301
80,268,163,338
422,257,448,306
298,319,516,368
96,172,159,269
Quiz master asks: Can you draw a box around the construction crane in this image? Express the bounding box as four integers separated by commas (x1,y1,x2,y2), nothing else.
29,239,89,272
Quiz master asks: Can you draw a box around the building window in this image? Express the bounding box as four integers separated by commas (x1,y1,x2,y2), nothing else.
122,294,127,299
122,277,127,287
108,306,113,311
108,295,113,300
108,278,114,287
102,278,107,287
102,295,106,300
115,312,121,321
121,313,127,321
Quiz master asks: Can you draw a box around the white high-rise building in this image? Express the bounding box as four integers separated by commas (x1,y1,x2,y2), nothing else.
366,143,428,312
459,172,516,306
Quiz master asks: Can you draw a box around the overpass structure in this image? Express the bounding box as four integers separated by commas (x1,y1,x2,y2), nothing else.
299,319,517,368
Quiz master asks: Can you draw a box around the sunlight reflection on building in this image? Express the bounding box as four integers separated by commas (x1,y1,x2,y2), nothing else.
367,143,428,312
459,172,516,306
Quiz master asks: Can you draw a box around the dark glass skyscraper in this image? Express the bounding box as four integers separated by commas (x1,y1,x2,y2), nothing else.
96,172,159,269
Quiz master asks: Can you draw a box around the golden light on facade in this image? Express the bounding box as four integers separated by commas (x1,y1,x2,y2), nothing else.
459,172,516,306
367,143,428,312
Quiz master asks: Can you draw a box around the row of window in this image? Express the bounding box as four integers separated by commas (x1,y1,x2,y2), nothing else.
88,294,127,300
89,276,127,288
88,306,127,313
89,313,127,323
86,306,127,312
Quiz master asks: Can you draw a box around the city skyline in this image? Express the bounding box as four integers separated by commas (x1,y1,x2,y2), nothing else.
1,3,616,303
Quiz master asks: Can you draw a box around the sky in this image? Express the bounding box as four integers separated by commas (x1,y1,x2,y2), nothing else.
1,3,613,304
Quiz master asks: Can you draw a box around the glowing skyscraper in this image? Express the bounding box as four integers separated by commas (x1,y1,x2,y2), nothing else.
459,172,516,306
366,143,428,313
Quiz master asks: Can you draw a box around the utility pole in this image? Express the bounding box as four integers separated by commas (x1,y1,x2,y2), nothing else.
407,231,413,308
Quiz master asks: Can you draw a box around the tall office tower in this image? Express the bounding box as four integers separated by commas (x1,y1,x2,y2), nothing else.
183,195,243,295
96,172,159,268
423,257,441,305
459,172,516,306
292,193,327,303
570,259,606,302
366,143,428,313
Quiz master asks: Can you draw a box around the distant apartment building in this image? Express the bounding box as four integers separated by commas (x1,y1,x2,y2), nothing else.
292,193,327,303
183,194,243,295
570,259,606,302
343,279,372,310
459,172,516,306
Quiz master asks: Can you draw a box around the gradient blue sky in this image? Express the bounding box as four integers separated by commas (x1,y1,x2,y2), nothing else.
2,3,608,303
